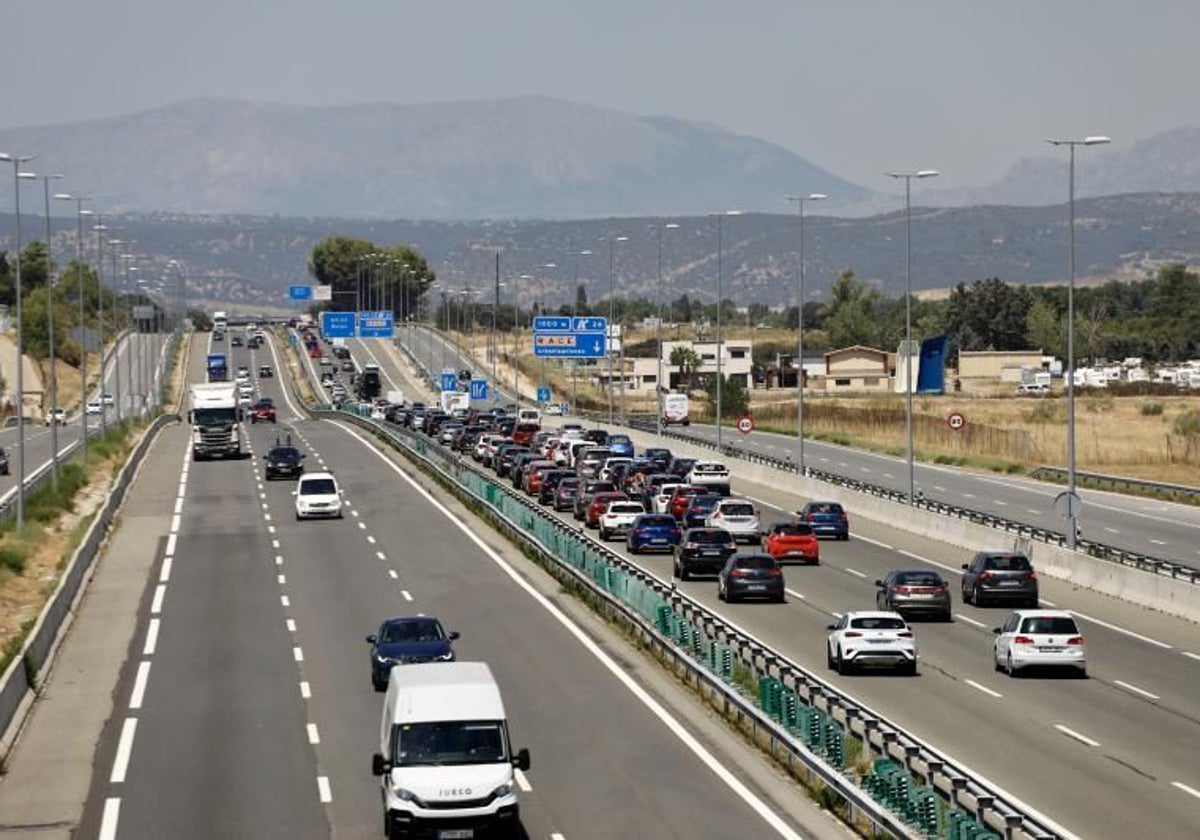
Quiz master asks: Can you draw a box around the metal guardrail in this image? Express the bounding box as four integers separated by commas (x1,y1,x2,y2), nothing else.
325,402,1063,839
1028,465,1200,505
623,416,1200,586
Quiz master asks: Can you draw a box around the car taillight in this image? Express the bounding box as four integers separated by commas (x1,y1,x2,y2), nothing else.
896,585,912,594
980,571,994,579
844,631,862,638
1026,571,1037,580
898,631,913,638
1013,635,1035,645
767,568,782,578
730,569,749,578
1067,636,1085,646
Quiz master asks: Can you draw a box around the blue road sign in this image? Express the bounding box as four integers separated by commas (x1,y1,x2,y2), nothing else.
533,316,571,332
321,311,356,339
289,285,313,301
533,331,606,358
441,372,458,393
536,387,551,403
572,316,607,333
358,310,395,339
470,379,489,400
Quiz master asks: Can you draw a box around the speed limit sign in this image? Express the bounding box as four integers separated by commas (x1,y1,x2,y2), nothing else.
736,415,755,435
947,412,966,431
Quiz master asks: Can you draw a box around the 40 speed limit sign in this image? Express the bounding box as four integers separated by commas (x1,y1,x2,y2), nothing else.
736,415,755,434
947,412,966,431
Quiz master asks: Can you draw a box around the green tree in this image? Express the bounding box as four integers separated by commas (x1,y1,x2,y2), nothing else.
308,236,434,316
574,283,589,315
944,278,1033,352
1025,297,1062,358
670,345,702,389
822,270,881,348
707,374,749,419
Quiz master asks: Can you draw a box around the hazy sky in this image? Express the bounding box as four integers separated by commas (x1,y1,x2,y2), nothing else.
3,0,1196,190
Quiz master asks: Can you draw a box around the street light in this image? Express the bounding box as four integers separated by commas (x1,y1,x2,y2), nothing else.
1,151,35,530
1046,135,1109,550
55,191,93,464
653,222,679,436
605,235,628,423
710,211,742,450
514,274,532,405
571,249,593,411
24,172,64,489
887,170,939,506
784,193,827,474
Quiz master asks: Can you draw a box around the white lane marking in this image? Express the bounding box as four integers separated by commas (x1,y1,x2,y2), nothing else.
272,539,280,549
170,514,181,533
844,568,867,579
551,835,565,840
1150,538,1167,546
110,718,138,783
515,769,532,792
129,661,152,709
286,618,297,632
307,723,321,744
332,424,806,840
159,557,173,583
99,798,121,840
1182,651,1200,663
178,481,187,496
165,533,177,557
1172,781,1200,801
1040,599,1059,607
150,585,165,614
1105,527,1121,534
351,509,360,518
784,588,806,600
1054,724,1100,747
358,521,366,530
261,503,269,510
268,525,277,534
277,574,287,585
142,619,160,656
388,570,399,579
933,486,945,492
281,595,291,607
293,646,304,662
890,546,962,576
260,492,267,500
317,775,333,803
1026,509,1041,515
300,681,312,699
367,535,377,544
964,679,1003,698
994,500,1007,506
1070,609,1173,649
275,555,284,566
173,497,183,514
401,590,413,601
1113,680,1160,701
376,551,387,561
956,615,987,629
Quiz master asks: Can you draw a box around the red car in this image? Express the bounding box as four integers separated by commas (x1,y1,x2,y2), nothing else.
762,522,819,564
586,491,628,529
668,485,706,520
523,461,558,495
512,422,541,446
250,400,277,424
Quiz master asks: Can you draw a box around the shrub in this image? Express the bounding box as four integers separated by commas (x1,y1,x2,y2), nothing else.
1174,409,1200,438
0,545,27,574
1139,401,1164,416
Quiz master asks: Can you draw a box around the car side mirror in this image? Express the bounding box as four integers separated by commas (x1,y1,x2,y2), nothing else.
513,747,531,772
826,624,836,631
874,580,884,587
372,752,390,776
448,631,460,641
992,627,1001,634
301,454,307,459
366,635,377,644
961,563,969,570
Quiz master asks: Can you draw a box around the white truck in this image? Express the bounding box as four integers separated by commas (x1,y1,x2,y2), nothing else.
373,662,530,838
663,392,690,426
440,391,470,416
188,382,243,460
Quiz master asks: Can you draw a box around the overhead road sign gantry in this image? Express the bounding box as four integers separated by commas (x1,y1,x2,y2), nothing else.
321,311,356,339
358,310,395,339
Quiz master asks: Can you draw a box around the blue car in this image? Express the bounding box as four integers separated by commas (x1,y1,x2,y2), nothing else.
798,501,850,540
627,513,683,554
366,616,460,691
607,433,635,458
682,493,723,529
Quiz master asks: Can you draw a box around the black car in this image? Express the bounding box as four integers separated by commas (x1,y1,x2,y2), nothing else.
341,359,355,372
495,445,530,478
231,335,244,347
681,493,724,529
553,477,582,511
667,457,698,479
538,470,575,505
0,446,8,475
263,443,305,480
366,615,459,691
643,447,672,471
674,527,737,579
583,428,608,445
962,551,1039,607
718,553,786,603
258,365,274,378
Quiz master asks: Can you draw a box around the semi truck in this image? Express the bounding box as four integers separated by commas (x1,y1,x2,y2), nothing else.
207,353,229,382
188,382,243,460
212,310,228,332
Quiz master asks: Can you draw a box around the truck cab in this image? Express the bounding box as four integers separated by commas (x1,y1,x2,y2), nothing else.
188,383,243,460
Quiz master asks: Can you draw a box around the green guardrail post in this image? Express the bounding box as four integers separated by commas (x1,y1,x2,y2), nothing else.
655,604,672,635
823,720,844,768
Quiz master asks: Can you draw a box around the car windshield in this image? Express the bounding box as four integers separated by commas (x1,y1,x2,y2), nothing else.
983,554,1032,571
270,448,301,461
895,572,943,586
193,408,236,426
1020,616,1079,634
735,556,777,570
608,435,631,445
850,617,907,630
638,516,676,528
721,503,755,517
774,524,813,536
391,720,509,767
809,503,843,515
380,619,446,643
609,503,644,514
299,478,337,495
689,530,732,545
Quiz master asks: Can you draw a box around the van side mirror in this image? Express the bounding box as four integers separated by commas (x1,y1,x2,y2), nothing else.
372,752,390,776
448,631,461,641
366,635,377,644
513,747,531,771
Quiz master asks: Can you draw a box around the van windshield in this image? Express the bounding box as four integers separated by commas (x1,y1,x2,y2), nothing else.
391,720,510,766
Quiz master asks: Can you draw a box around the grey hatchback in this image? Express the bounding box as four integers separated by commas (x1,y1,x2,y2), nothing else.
961,551,1038,607
717,553,785,603
876,569,952,621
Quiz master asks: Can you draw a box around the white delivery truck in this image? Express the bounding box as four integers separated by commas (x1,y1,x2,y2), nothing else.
662,392,690,426
373,662,530,839
440,391,470,416
187,382,243,460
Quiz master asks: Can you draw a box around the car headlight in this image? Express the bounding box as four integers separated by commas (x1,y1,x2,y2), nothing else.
394,787,427,807
438,650,455,661
375,655,395,665
490,783,513,799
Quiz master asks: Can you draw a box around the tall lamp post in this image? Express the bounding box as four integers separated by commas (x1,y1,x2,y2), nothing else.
653,222,678,436
605,235,627,423
571,249,593,411
1,151,34,531
886,170,939,505
784,193,827,474
1047,135,1109,550
55,191,93,464
710,211,741,449
26,172,64,488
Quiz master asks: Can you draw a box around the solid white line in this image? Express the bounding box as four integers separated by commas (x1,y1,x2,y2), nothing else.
388,570,398,579
170,514,181,533
286,618,297,632
293,646,304,662
1070,609,1173,649
110,718,138,783
173,497,183,514
178,481,187,496
333,422,805,840
99,798,121,840
317,775,333,803
964,679,1003,699
307,723,321,744
514,768,532,792
164,533,177,557
159,557,173,583
845,567,867,579
1172,781,1200,801
150,585,165,614
401,590,413,602
1182,651,1200,663
277,574,287,585
129,661,151,709
1054,723,1100,747
956,615,987,629
143,619,160,656
281,595,290,607
300,681,312,699
1113,680,1160,700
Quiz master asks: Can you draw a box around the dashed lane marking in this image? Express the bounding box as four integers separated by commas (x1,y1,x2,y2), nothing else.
307,723,321,744
956,615,987,629
1172,781,1200,802
165,533,177,556
281,595,290,607
965,679,1003,699
1054,724,1100,747
159,557,172,583
277,574,286,585
300,681,312,699
129,662,151,709
1113,680,1160,701
150,585,165,615
142,619,160,656
293,646,304,662
317,776,333,804
515,769,532,792
401,590,413,602
98,798,121,840
110,718,137,783
845,568,867,579
286,619,297,632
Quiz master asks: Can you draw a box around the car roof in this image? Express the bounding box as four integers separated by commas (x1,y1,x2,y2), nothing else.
1006,609,1074,619
300,471,336,481
843,610,906,620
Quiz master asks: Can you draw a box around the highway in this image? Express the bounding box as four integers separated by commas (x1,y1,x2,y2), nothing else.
67,330,832,839
358,329,1200,839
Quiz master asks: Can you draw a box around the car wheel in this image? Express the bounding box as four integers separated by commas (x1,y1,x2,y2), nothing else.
773,592,785,604
676,561,687,581
994,652,1004,672
973,585,986,607
629,545,639,555
827,645,837,670
717,583,726,602
1006,653,1018,677
837,649,852,675
902,661,918,677
1026,596,1040,608
941,611,953,623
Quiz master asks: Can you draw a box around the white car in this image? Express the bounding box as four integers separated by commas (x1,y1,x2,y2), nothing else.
993,610,1087,677
101,393,115,406
598,456,633,483
238,393,252,406
826,611,918,675
46,408,67,425
686,461,731,494
293,471,344,519
653,483,684,514
544,403,563,416
704,497,761,543
85,401,103,415
598,501,646,541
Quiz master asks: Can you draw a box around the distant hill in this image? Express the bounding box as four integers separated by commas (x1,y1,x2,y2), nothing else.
0,96,867,220
3,193,1195,313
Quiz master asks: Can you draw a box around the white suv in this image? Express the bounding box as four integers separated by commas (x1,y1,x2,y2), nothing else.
293,472,344,520
598,501,646,541
704,498,761,543
827,611,917,675
993,610,1087,677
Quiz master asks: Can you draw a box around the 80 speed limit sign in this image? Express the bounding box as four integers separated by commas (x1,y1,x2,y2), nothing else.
947,412,966,431
736,415,755,434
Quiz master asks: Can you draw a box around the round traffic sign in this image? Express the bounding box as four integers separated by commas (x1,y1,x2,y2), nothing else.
947,412,966,431
736,415,755,435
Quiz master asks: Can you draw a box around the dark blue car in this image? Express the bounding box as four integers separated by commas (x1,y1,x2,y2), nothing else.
607,433,635,458
366,616,460,691
627,513,683,554
682,493,723,529
798,501,850,540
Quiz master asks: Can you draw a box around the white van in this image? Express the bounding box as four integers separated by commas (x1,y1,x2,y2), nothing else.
517,407,541,424
373,662,530,838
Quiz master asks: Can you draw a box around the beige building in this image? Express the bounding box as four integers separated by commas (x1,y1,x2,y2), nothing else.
958,350,1044,383
605,340,754,393
810,345,893,393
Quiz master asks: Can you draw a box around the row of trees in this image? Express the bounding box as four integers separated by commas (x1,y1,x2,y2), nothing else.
307,236,435,317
